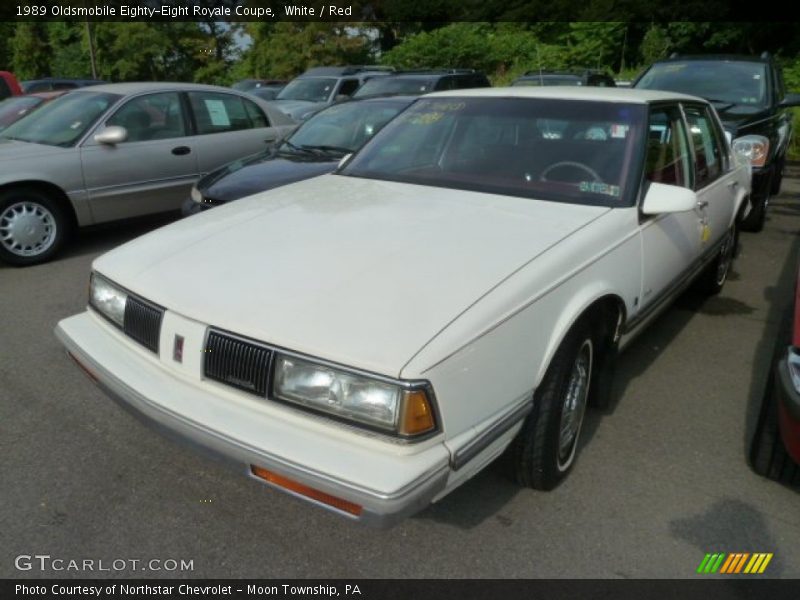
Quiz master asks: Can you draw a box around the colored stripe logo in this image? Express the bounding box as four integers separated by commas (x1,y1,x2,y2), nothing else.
697,553,773,574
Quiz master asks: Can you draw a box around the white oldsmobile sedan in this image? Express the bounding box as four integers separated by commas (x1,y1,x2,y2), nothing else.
56,88,751,526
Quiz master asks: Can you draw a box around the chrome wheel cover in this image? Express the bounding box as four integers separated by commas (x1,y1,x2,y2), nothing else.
557,338,593,471
715,229,734,286
0,201,57,257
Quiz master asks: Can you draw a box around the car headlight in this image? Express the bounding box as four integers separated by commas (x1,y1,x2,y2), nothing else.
190,186,202,203
732,135,769,168
273,354,436,437
89,273,127,327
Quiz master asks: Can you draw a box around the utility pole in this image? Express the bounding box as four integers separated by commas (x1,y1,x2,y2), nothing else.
85,18,98,79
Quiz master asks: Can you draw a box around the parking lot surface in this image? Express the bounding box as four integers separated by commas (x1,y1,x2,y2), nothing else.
2,181,800,579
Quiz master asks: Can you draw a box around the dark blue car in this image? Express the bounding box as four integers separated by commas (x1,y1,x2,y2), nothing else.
182,95,415,216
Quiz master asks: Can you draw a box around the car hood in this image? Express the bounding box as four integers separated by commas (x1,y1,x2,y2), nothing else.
715,105,774,134
95,175,609,376
0,138,70,160
200,150,339,203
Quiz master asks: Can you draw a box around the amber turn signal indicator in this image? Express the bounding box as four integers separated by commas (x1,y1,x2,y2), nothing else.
250,466,363,517
399,390,435,436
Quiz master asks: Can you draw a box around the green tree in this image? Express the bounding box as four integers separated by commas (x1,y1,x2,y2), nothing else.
10,22,51,79
241,23,371,79
640,24,672,66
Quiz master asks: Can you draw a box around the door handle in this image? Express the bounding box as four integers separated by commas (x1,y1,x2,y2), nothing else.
696,200,709,209
727,180,739,189
172,146,191,156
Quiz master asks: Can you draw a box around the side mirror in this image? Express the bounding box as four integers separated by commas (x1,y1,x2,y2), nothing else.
779,93,800,108
337,153,352,169
641,182,698,215
94,126,127,145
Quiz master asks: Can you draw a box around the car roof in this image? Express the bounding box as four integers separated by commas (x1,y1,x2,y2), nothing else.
83,82,247,95
652,54,772,64
426,86,704,104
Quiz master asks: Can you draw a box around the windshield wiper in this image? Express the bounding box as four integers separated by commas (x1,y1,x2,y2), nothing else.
300,144,352,155
280,140,318,155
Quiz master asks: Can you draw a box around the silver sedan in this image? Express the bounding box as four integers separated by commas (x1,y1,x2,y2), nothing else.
0,82,295,266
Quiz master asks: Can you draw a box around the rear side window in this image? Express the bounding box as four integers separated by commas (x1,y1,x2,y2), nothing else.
243,98,270,128
683,104,724,189
188,92,256,135
645,106,691,188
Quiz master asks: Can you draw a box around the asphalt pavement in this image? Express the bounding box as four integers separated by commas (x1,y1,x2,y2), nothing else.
2,182,799,579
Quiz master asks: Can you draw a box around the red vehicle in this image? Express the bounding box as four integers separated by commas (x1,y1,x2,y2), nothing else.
751,263,800,483
0,90,67,130
0,71,23,100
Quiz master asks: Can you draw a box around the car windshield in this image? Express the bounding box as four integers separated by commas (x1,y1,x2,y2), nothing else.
286,100,409,155
0,96,44,130
636,61,768,108
353,77,435,98
341,97,646,207
513,77,582,86
276,78,337,103
0,91,120,146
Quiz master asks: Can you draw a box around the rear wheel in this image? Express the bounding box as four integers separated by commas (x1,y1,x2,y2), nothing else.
697,225,735,295
0,187,68,266
513,321,594,490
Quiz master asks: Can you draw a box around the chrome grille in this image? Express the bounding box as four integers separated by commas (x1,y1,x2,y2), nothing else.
204,330,271,396
123,297,163,353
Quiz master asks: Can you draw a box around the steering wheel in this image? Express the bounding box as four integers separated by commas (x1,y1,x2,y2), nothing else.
540,161,602,183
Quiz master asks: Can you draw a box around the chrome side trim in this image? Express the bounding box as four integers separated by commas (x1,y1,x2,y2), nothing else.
450,401,532,471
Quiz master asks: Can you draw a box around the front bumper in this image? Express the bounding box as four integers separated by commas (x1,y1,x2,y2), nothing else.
751,165,774,200
775,350,800,465
55,312,450,527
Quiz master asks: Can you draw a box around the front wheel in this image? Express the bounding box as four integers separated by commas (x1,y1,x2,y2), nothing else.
0,188,68,266
512,322,594,490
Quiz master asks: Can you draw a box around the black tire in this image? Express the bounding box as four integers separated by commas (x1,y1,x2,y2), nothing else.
0,187,69,266
512,321,594,490
740,194,767,232
696,225,735,296
749,370,799,485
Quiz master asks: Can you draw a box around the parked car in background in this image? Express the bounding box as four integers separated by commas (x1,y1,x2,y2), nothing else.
57,87,749,526
750,261,800,484
248,86,287,102
352,69,491,98
270,65,394,121
634,53,800,232
21,78,105,93
0,71,22,100
0,91,67,131
512,70,616,87
0,82,294,266
232,79,288,93
183,95,414,215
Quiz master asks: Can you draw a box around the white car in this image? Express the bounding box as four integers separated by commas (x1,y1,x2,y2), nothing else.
56,88,750,527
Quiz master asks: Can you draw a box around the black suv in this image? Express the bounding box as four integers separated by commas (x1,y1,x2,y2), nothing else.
512,69,616,87
352,69,491,98
635,54,800,231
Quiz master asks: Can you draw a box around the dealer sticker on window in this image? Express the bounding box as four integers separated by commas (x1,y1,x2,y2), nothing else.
580,182,621,197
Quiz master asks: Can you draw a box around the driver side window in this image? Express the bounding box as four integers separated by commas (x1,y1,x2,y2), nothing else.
645,107,691,189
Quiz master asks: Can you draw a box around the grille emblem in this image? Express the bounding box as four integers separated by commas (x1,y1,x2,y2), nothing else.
173,334,184,363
